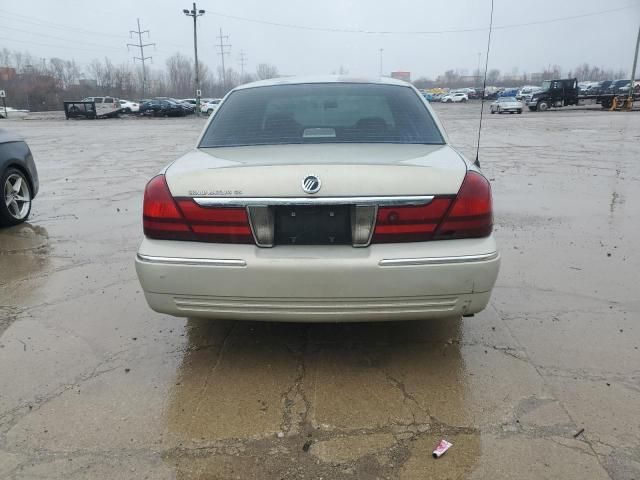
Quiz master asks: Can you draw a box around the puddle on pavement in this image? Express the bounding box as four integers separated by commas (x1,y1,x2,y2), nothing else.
0,223,50,334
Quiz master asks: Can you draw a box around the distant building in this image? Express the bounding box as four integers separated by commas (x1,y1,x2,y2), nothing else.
0,67,17,82
529,73,544,83
390,71,411,82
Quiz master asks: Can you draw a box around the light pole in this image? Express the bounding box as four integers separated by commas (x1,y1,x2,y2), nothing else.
183,3,205,117
379,48,384,77
476,52,482,88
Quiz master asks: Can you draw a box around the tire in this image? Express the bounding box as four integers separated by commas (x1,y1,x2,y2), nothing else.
538,101,549,111
490,109,495,114
497,106,501,114
517,109,522,114
529,106,537,111
1,167,32,226
461,98,467,103
207,109,213,115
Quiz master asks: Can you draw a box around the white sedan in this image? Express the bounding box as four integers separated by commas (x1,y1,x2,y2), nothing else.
135,77,500,322
441,92,468,103
490,96,523,114
200,98,222,115
119,99,140,113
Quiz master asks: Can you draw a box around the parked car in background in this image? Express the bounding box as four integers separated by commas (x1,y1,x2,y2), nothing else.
607,79,631,94
490,96,523,114
441,92,468,103
592,80,613,95
169,98,196,114
500,88,519,97
139,99,186,117
516,86,540,101
135,77,500,322
519,87,541,103
81,96,121,117
421,91,434,102
0,129,38,226
119,100,139,113
201,98,223,115
0,107,30,119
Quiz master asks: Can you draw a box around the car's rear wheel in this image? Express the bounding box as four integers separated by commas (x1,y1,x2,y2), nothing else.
517,109,522,114
497,106,501,114
538,101,549,111
207,108,213,115
1,168,32,226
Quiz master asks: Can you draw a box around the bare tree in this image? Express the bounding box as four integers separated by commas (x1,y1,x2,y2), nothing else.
256,63,278,80
166,53,193,97
487,69,501,84
0,48,11,67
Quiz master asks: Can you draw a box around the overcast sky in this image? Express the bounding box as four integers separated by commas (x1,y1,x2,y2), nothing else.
0,0,638,79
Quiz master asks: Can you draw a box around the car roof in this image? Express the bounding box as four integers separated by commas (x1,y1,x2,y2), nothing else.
232,75,413,92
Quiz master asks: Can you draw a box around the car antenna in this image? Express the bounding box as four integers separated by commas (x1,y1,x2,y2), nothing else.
474,0,495,168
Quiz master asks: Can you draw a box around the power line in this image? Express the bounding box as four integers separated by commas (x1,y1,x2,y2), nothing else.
0,23,122,51
0,9,126,38
207,4,636,35
0,11,192,50
0,35,124,54
238,50,247,77
127,18,155,99
216,28,232,87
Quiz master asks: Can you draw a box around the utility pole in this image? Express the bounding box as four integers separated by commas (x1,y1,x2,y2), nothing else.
183,4,205,116
238,50,247,79
216,28,231,90
127,18,154,99
379,48,384,77
627,25,640,107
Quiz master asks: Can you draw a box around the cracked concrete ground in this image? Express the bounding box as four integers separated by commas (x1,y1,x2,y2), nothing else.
1,105,639,479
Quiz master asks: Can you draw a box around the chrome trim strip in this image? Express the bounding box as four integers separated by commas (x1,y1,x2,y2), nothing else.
136,253,246,267
193,195,434,207
379,251,499,267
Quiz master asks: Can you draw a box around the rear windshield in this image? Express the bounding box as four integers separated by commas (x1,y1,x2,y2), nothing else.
199,83,444,147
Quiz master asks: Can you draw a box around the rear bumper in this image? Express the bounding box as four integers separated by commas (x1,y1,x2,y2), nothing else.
135,236,500,322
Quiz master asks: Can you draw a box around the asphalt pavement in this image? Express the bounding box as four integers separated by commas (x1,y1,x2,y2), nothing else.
1,103,639,479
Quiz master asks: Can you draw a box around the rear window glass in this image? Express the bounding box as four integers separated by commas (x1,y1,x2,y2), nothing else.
199,83,444,147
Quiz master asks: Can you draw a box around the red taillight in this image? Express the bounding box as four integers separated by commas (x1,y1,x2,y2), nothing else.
434,171,493,240
372,198,453,243
371,171,492,243
176,199,253,243
142,175,253,243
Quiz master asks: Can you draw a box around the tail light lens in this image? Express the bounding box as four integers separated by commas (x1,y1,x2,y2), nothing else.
433,171,493,240
371,171,492,243
372,198,453,243
143,175,253,243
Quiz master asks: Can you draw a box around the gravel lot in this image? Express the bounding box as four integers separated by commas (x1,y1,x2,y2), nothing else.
1,103,639,479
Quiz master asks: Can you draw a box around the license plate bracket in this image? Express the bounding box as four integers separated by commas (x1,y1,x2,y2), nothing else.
274,205,351,245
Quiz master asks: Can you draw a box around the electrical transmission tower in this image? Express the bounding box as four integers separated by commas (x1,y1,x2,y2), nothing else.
238,50,247,78
127,18,155,99
216,28,231,88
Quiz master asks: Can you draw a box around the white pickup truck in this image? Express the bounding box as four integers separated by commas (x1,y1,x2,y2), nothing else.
64,96,121,119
